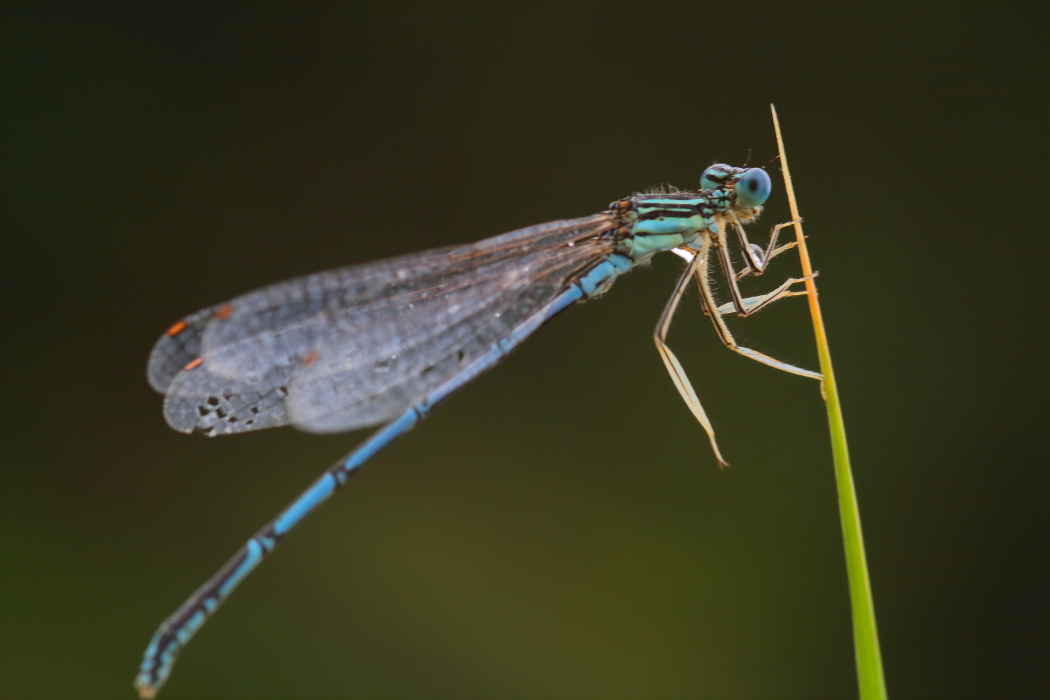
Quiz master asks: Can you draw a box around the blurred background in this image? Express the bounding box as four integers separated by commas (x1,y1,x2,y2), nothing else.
2,3,1047,698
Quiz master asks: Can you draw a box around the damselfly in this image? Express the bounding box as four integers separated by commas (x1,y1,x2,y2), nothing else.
135,163,821,698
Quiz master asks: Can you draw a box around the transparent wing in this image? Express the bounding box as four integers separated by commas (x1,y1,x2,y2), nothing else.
284,253,586,433
153,214,617,435
148,306,219,393
162,362,292,435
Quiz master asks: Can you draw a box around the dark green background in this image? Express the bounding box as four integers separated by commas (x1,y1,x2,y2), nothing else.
2,3,1047,698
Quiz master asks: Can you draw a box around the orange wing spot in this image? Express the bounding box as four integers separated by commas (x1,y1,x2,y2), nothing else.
183,357,203,371
302,350,319,366
213,304,234,320
166,320,188,336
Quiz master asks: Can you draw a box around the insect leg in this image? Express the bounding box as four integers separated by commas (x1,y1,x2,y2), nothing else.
712,278,811,317
696,242,822,380
671,247,810,318
733,219,801,280
655,236,729,467
714,226,810,318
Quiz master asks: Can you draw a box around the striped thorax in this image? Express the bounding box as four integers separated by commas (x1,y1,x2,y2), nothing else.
612,164,772,261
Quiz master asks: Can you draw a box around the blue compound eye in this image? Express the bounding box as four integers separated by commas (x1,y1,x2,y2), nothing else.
734,168,771,207
700,164,732,190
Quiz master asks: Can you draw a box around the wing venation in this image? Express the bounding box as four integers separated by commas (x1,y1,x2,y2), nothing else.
155,214,617,435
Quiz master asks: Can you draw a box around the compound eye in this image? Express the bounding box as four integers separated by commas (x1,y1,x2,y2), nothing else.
700,164,733,190
734,168,771,207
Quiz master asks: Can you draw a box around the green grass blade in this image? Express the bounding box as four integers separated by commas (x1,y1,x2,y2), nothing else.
771,104,888,700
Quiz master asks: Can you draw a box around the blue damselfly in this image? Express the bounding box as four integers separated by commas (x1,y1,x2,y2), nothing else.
135,163,820,697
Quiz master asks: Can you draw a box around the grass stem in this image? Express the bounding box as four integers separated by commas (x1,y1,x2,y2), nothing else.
771,104,887,700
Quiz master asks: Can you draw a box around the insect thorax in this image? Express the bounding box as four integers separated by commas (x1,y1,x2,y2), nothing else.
609,191,720,260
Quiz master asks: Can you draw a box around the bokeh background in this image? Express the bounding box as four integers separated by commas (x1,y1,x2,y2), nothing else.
2,3,1047,698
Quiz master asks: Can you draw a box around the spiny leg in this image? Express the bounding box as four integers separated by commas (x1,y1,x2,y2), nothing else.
655,236,729,467
671,247,808,318
714,285,809,317
697,239,822,380
714,226,811,318
733,219,801,280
